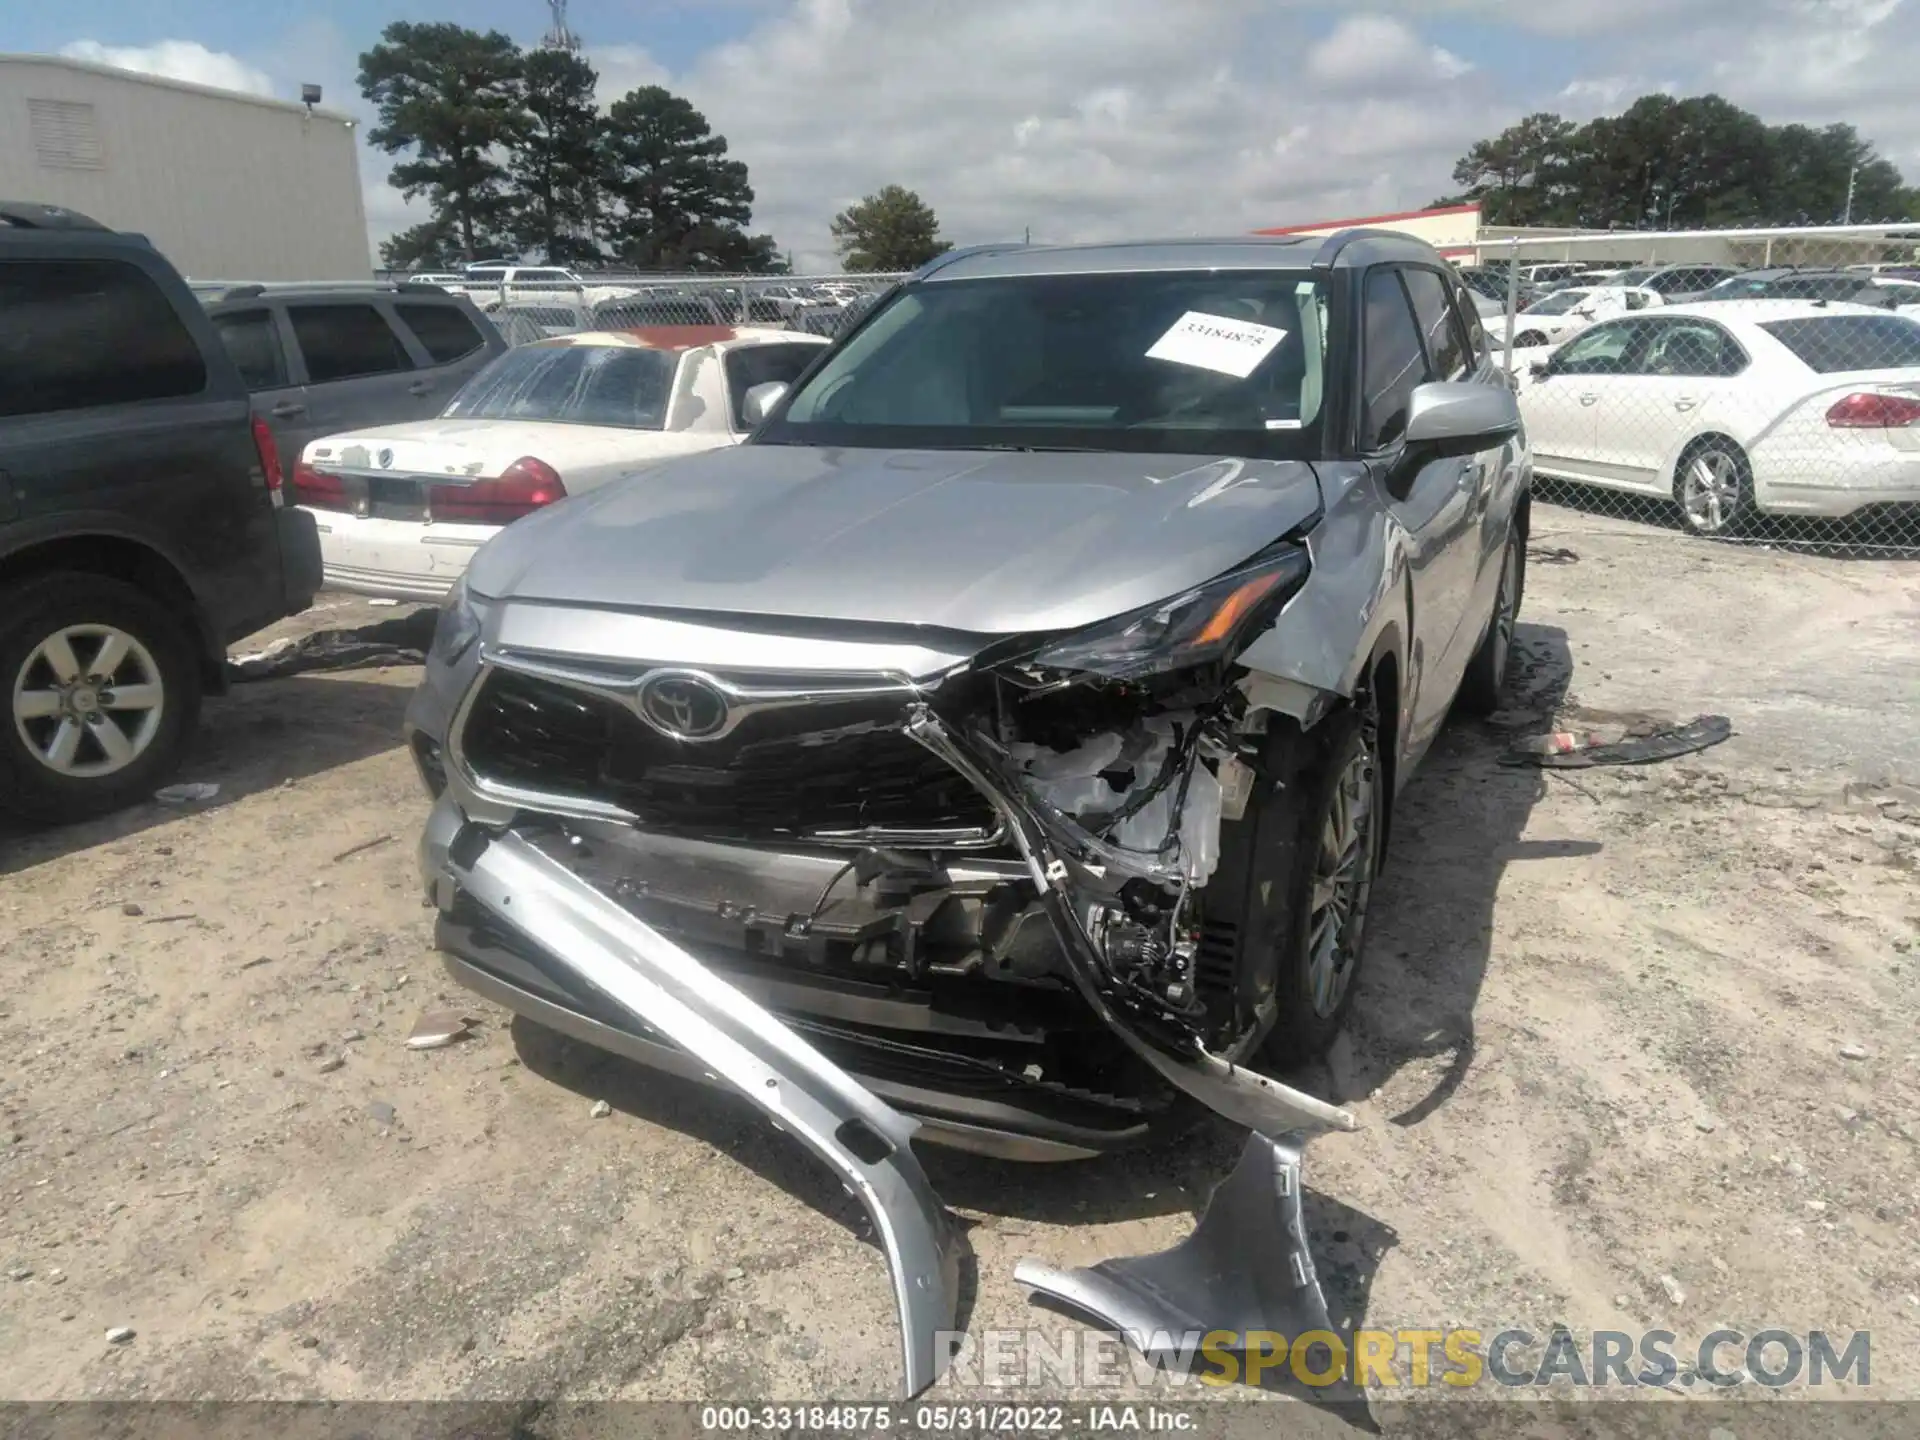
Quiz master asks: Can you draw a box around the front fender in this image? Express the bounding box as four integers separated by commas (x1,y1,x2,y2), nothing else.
1234,464,1407,707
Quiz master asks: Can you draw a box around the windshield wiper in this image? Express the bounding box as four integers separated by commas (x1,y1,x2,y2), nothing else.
967,442,1110,454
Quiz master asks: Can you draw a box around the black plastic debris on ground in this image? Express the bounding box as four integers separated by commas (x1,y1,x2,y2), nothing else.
228,610,437,682
1528,544,1580,565
1504,714,1733,769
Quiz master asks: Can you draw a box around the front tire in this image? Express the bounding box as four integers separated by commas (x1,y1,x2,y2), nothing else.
1456,526,1525,717
1207,703,1383,1068
0,573,202,825
1673,437,1753,538
1512,330,1548,348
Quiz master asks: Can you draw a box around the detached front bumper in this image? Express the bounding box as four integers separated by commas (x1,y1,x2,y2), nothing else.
425,810,963,1398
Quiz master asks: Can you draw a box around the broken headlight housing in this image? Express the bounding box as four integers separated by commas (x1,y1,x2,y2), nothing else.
1019,544,1310,683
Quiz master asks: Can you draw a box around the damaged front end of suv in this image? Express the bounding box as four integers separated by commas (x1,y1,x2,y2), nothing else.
405,505,1384,1396
405,234,1526,1397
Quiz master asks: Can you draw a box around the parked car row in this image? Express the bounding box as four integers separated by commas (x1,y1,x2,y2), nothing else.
1515,299,1920,535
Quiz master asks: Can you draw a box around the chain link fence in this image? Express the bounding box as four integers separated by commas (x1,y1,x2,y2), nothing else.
387,271,904,346
1457,223,1920,554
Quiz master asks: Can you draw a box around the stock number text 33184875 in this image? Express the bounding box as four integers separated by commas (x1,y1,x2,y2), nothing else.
698,1403,1075,1432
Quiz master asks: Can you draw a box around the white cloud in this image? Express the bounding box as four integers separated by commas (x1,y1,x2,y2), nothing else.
1306,15,1471,90
59,39,276,99
593,44,672,106
63,0,1920,275
653,0,1507,268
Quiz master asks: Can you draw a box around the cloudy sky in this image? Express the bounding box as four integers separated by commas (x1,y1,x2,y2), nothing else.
21,0,1918,269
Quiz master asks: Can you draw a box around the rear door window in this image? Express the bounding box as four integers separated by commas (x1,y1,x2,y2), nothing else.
288,304,414,383
396,302,485,364
0,258,207,418
1359,268,1433,450
1642,320,1748,377
211,309,289,390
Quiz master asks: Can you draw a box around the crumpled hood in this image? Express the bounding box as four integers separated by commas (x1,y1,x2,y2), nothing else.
467,444,1325,635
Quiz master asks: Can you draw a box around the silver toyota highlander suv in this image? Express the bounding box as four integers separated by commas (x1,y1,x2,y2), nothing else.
406,228,1529,1154
403,230,1530,1392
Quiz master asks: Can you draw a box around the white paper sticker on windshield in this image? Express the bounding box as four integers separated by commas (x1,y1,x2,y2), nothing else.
1146,311,1289,378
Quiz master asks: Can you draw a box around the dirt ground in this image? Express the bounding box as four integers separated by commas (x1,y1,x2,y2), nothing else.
2,508,1917,1417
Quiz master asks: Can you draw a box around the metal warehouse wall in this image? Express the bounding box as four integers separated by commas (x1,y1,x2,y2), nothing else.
0,55,370,280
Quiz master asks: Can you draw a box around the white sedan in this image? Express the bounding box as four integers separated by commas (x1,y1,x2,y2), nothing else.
1492,285,1665,351
292,326,828,599
1516,300,1920,535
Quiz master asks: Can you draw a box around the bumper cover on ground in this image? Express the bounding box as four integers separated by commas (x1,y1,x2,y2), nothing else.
1015,1130,1347,1397
438,823,964,1399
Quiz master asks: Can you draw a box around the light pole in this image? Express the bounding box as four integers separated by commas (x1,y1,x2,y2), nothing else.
1843,166,1858,225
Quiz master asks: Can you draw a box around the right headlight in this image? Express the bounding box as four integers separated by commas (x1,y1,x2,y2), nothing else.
1011,544,1311,684
427,577,487,667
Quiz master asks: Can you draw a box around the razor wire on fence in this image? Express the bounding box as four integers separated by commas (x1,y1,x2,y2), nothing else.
392,270,904,345
1461,223,1920,555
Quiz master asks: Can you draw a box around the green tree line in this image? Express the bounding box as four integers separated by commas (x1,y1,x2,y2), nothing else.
358,22,783,272
1433,93,1920,229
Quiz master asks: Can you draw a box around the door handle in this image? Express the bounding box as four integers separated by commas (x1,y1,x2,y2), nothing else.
1578,393,1599,406
407,380,435,397
1673,397,1699,411
270,401,306,418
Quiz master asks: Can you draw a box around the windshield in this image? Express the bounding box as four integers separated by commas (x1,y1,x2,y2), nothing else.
1759,315,1920,373
442,344,678,428
1611,268,1656,286
1524,289,1591,316
759,270,1328,458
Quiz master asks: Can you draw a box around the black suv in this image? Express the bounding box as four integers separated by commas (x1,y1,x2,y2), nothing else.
0,202,322,823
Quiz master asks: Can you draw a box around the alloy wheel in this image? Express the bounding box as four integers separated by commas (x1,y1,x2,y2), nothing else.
1681,450,1742,535
11,624,166,781
1305,743,1378,1018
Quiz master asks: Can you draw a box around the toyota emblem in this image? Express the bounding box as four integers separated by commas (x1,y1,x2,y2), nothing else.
637,674,729,741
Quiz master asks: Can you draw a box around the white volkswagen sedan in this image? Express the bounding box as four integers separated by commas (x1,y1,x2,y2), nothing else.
1517,301,1920,535
292,326,828,598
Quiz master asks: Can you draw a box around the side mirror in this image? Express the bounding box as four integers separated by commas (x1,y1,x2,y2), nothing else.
741,380,789,427
1529,358,1554,380
1395,381,1522,476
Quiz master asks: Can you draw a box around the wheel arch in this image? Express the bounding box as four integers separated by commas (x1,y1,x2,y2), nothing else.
1361,638,1402,870
1663,429,1749,494
0,533,224,692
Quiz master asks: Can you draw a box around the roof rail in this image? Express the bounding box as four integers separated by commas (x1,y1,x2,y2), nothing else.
912,243,1030,281
201,279,433,300
0,201,108,231
1309,227,1423,270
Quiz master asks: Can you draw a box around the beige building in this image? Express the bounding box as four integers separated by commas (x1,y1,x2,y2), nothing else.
1254,203,1483,259
0,52,369,280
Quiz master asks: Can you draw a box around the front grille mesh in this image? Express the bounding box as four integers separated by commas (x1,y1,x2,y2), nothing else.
460,667,997,840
